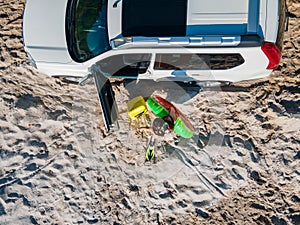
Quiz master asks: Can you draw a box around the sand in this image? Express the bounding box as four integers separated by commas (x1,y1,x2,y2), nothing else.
0,0,299,224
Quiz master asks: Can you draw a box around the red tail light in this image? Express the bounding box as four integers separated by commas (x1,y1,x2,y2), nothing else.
261,42,282,70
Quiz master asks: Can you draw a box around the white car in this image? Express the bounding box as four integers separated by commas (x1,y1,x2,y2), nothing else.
23,0,285,130
23,0,285,83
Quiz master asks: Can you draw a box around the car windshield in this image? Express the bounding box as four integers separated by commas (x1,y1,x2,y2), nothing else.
67,0,110,62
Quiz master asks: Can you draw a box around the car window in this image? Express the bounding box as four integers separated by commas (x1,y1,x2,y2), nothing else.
122,0,187,37
97,54,152,77
66,0,110,62
154,54,244,70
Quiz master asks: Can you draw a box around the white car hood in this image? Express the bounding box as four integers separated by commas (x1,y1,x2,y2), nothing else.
23,0,72,63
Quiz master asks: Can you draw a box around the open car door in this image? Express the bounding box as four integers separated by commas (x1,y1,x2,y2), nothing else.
89,65,119,132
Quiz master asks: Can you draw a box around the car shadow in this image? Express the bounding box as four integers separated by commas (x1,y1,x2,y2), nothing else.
122,79,201,104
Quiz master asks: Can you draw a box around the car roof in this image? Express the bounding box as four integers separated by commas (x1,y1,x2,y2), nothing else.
108,0,253,41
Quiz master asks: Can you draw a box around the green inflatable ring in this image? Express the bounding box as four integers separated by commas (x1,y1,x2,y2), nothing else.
174,117,194,139
147,97,170,118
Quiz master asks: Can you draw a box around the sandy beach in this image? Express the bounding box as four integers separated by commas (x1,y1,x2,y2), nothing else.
0,0,299,224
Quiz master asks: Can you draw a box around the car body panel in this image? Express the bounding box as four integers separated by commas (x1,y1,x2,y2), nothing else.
35,46,269,83
107,0,123,40
264,0,279,42
187,0,248,25
23,0,72,63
